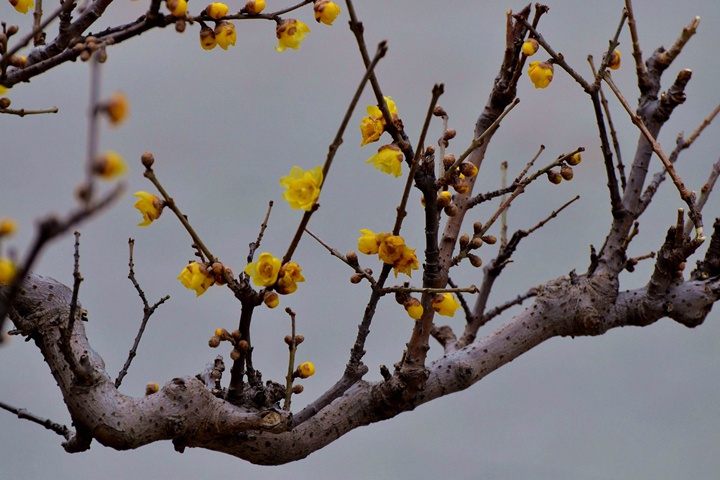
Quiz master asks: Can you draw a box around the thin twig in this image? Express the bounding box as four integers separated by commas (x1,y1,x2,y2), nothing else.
481,288,538,325
248,201,273,265
283,308,297,411
500,161,508,248
0,106,59,116
624,0,649,91
0,400,71,439
684,158,720,237
304,228,376,287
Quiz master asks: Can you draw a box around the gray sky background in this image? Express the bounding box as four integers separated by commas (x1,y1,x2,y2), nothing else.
2,1,720,479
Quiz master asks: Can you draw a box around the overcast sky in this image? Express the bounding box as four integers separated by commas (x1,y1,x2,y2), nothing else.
2,1,720,479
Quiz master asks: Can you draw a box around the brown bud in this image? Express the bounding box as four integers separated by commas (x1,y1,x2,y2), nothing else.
452,179,469,195
444,203,458,217
74,182,92,203
547,170,563,184
6,25,19,37
175,19,186,33
459,234,470,249
350,273,363,284
145,382,160,395
432,105,447,117
443,128,457,140
481,235,497,245
263,291,279,308
231,330,242,341
0,97,10,109
73,42,85,52
284,335,294,346
292,384,304,394
473,222,483,235
470,237,483,249
346,251,359,266
230,348,241,361
212,263,224,275
208,336,221,348
436,191,452,208
141,151,155,169
459,162,478,178
468,253,483,267
237,339,249,351
9,55,26,68
96,47,107,63
80,49,91,62
425,144,436,155
560,164,574,181
294,334,305,345
443,153,456,169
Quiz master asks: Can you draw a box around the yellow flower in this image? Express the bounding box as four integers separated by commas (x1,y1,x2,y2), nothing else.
404,298,423,320
366,144,403,177
567,152,582,166
205,2,229,19
522,38,539,56
296,361,315,379
279,165,323,211
392,246,419,277
245,0,265,14
200,27,217,50
378,234,405,265
359,96,398,146
275,19,311,52
9,0,33,14
166,0,187,16
93,151,127,180
0,257,17,285
0,85,6,95
105,91,129,125
432,293,460,317
527,61,553,89
358,229,380,255
276,262,305,294
314,0,341,26
215,21,237,50
0,218,18,237
263,291,279,308
145,382,160,395
177,262,216,296
133,191,165,226
244,252,281,287
606,49,621,70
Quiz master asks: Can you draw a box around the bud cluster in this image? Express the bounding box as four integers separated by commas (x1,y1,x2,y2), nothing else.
547,152,582,185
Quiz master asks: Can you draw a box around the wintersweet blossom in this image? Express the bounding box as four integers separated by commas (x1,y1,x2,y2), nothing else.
244,252,281,287
392,246,419,277
357,229,380,255
377,234,405,265
276,262,305,294
200,27,217,50
205,2,229,19
432,293,460,317
214,21,237,50
133,191,165,226
177,262,216,297
9,0,33,14
366,144,403,177
105,92,129,125
606,49,621,70
166,0,187,17
360,96,399,146
0,218,17,237
522,38,539,56
296,362,315,378
275,19,311,52
527,61,553,89
404,298,423,320
279,165,323,211
0,257,17,285
314,0,341,25
93,151,127,180
245,0,265,14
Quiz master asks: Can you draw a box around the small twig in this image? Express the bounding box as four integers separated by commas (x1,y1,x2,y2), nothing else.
594,8,627,82
305,228,376,287
283,308,297,411
526,195,581,235
248,201,273,265
603,72,704,239
32,0,45,46
380,285,478,295
447,277,472,321
656,16,700,68
83,56,102,204
481,288,538,325
0,400,71,439
1,1,73,65
684,158,720,237
624,0,649,91
115,239,170,388
500,161,508,248
0,107,59,116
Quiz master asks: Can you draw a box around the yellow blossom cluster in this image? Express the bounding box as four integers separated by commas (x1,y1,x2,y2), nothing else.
357,229,419,277
244,252,306,307
360,96,399,146
279,165,323,211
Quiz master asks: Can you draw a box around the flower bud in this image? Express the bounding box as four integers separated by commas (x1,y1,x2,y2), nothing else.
215,328,230,338
425,144,436,155
175,19,186,33
230,348,241,361
547,170,563,184
264,291,279,308
294,334,305,345
605,49,621,70
0,97,10,109
560,164,574,181
404,297,423,320
6,25,18,36
346,251,359,266
470,237,483,249
459,162,478,177
468,253,483,267
444,203,458,217
295,361,315,379
208,336,221,348
350,273,363,284
437,190,452,208
452,179,469,195
145,382,160,395
141,151,155,169
443,128,457,140
567,152,582,166
9,55,26,68
433,106,447,117
522,38,539,56
459,234,470,249
231,330,242,341
481,235,497,245
284,335,294,346
473,222,483,235
443,153,456,169
292,384,304,394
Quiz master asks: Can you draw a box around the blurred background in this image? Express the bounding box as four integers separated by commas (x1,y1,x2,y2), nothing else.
2,1,720,479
